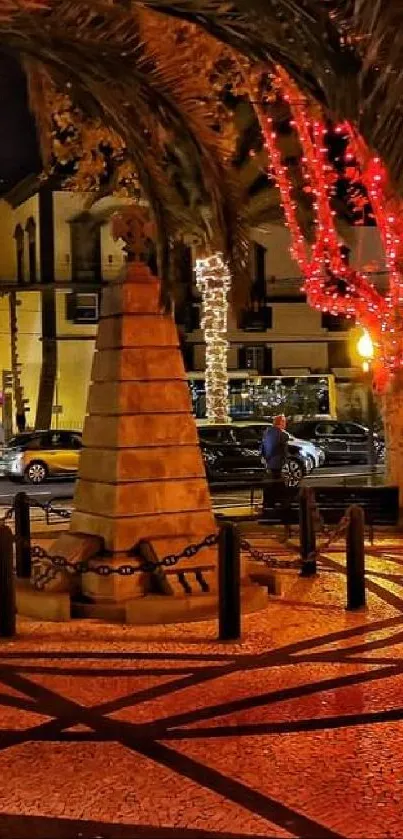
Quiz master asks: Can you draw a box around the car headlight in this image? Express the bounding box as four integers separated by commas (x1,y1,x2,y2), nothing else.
9,453,24,471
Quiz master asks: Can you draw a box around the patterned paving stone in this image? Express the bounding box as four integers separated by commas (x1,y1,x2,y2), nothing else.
0,528,403,837
167,723,403,838
109,661,380,727
0,742,290,837
26,672,188,707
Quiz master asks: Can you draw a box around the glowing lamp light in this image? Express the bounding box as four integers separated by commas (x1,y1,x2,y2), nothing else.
357,330,375,369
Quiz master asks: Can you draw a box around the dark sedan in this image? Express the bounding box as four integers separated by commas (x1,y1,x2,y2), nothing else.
288,419,382,465
198,423,311,485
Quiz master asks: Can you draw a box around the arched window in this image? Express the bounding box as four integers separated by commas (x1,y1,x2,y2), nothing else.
14,224,24,285
25,217,37,283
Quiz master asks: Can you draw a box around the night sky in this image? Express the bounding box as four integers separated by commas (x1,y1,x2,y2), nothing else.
0,52,41,193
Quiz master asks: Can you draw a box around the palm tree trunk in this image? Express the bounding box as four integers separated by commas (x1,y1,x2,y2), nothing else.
195,252,231,424
35,288,57,430
9,291,24,416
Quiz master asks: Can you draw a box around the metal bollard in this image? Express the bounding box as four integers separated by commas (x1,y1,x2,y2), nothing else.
346,505,366,610
299,486,317,576
218,523,241,641
0,525,16,637
14,492,31,579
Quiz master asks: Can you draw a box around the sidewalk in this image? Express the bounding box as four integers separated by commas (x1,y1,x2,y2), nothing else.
0,528,402,838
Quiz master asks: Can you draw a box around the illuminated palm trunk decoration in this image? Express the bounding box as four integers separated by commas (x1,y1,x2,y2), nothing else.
195,253,231,423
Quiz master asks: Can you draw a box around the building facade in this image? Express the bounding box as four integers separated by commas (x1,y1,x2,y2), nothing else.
0,178,387,432
0,177,131,432
182,223,386,420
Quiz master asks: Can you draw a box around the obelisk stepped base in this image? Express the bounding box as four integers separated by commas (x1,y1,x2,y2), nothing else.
44,261,218,617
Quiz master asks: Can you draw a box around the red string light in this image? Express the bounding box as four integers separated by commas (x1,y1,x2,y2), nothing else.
339,125,403,379
252,68,402,388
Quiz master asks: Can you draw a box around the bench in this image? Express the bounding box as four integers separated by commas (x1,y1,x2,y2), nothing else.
261,484,399,540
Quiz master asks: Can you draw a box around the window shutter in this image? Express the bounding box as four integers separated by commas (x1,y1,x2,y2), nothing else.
265,306,273,329
263,347,273,374
238,347,247,369
254,243,266,300
65,293,76,321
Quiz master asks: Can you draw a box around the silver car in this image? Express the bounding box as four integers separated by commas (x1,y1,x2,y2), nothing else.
238,422,324,471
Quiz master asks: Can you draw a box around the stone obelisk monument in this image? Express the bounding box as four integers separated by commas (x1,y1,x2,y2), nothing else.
66,208,217,617
19,208,265,623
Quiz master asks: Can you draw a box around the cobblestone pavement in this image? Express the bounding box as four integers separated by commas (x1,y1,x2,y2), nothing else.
1,531,403,838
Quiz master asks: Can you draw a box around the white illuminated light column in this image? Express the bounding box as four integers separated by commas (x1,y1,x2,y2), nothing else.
195,252,231,423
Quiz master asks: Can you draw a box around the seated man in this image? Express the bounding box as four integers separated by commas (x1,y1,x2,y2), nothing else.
261,414,288,481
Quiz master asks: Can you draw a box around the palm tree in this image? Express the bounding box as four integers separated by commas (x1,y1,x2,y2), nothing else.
1,1,401,181
1,0,402,451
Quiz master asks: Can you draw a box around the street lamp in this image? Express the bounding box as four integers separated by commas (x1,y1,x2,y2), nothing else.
357,330,374,372
356,329,376,471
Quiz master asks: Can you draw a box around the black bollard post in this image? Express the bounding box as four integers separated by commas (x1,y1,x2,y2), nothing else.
346,505,366,610
299,486,317,576
14,492,31,579
0,525,16,638
218,523,241,641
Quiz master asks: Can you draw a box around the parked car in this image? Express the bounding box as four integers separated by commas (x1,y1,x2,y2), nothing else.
239,422,325,470
197,422,312,485
4,430,82,484
288,419,382,465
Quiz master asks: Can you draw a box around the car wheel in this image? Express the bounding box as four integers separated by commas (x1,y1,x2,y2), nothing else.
282,458,305,487
24,461,48,485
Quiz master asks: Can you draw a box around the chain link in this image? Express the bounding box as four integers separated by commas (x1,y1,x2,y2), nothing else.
14,494,356,591
320,507,353,550
0,497,72,526
0,503,16,524
310,493,325,533
242,501,354,571
309,492,352,545
29,499,72,521
29,509,353,590
240,538,301,570
305,492,353,551
48,506,72,521
158,533,218,568
30,533,219,590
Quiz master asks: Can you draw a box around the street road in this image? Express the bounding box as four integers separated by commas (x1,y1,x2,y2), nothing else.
0,479,75,505
0,464,385,509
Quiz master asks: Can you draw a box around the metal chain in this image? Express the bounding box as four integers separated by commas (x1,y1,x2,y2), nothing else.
47,506,72,520
241,501,354,570
18,498,355,592
310,493,325,533
320,506,353,550
30,499,72,520
158,533,218,568
0,497,72,526
240,538,301,569
27,500,48,511
0,500,16,524
30,533,219,590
